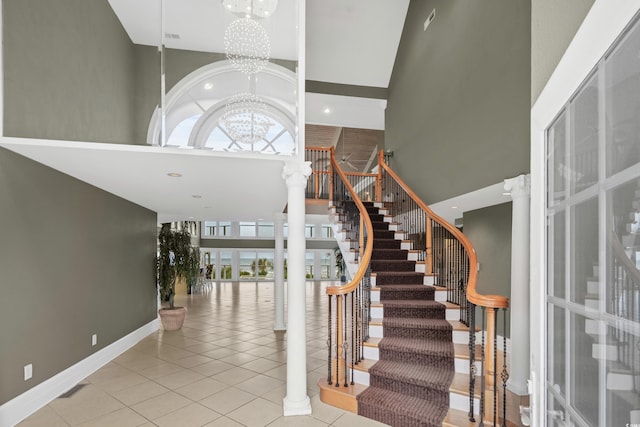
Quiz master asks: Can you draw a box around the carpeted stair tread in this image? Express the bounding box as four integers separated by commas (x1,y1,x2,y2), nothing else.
357,386,449,427
371,259,416,272
381,299,445,309
379,285,435,301
369,359,454,391
374,238,401,249
383,317,451,330
379,337,454,359
375,271,425,285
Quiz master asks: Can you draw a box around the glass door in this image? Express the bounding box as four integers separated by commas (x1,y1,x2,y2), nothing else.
543,11,640,426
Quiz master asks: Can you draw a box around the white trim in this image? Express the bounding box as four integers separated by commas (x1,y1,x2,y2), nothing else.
530,2,640,426
0,319,159,427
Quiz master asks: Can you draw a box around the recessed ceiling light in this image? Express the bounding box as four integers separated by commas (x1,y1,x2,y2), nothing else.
167,172,182,177
188,216,194,219
204,82,213,90
192,195,202,198
323,107,332,114
451,206,458,209
502,192,511,196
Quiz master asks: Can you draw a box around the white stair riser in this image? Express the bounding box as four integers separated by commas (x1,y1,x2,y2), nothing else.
585,319,605,335
453,330,470,344
371,290,380,303
450,391,480,415
587,280,599,295
395,232,407,240
592,343,618,360
584,298,598,310
408,252,419,261
446,308,460,321
455,358,482,375
435,290,447,302
371,306,383,318
416,263,425,273
389,224,399,231
424,276,436,285
607,372,635,390
363,346,379,360
352,369,370,386
401,242,412,250
370,325,383,338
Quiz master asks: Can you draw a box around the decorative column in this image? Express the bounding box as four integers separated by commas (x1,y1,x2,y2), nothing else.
274,212,286,331
504,174,531,396
282,160,312,416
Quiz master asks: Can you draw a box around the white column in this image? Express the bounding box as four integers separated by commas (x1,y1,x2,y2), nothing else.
504,174,531,396
282,160,312,416
274,212,286,331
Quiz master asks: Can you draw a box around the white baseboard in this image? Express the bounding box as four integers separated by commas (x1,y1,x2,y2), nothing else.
0,319,159,427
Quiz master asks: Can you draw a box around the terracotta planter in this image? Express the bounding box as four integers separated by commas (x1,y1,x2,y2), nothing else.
158,306,187,330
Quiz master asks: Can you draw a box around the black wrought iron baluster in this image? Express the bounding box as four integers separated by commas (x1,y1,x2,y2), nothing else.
343,295,349,387
501,309,509,425
493,307,498,427
351,290,355,385
480,307,486,424
468,301,476,422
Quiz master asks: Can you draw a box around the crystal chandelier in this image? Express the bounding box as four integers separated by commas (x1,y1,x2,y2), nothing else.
224,17,271,75
221,93,273,144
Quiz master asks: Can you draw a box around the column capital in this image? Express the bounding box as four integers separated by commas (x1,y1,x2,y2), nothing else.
504,174,531,200
283,161,311,189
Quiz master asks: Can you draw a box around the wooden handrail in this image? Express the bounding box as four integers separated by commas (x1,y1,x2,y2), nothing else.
326,153,374,297
378,151,508,309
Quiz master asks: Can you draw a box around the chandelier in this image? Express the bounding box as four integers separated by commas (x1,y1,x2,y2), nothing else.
221,93,273,144
224,17,271,75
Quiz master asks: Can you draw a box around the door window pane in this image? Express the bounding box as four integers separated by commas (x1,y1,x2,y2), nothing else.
570,312,600,425
547,305,566,396
547,113,567,206
256,252,274,279
606,22,640,176
570,197,599,305
220,251,233,279
240,222,256,237
569,74,599,195
548,210,566,298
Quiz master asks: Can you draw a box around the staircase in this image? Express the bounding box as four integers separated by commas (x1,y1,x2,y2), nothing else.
313,146,510,426
357,202,454,426
322,201,482,426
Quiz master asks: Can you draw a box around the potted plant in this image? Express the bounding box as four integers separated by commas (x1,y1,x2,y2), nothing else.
334,247,346,282
157,223,193,330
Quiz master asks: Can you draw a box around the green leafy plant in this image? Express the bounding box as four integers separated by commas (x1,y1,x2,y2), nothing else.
157,223,195,309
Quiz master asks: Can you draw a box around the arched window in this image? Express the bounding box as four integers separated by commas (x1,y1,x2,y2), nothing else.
148,60,297,156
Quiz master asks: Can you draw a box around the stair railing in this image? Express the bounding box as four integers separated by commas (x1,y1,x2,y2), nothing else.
324,148,374,389
376,150,510,425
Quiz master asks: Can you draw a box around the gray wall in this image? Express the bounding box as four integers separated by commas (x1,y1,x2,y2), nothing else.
0,148,158,405
463,202,512,335
531,0,595,104
386,0,531,204
3,0,142,144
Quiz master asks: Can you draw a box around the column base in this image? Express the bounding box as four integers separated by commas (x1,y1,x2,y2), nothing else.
283,395,312,416
273,323,287,332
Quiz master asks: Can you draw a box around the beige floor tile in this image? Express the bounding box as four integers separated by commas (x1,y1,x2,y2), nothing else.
17,405,70,427
130,391,192,420
331,412,389,427
201,347,237,359
202,416,244,427
211,366,260,385
240,358,283,374
308,394,348,425
260,383,286,405
110,380,169,406
184,342,220,354
235,374,284,397
175,377,230,401
173,354,214,368
90,372,149,394
262,365,287,381
48,385,125,425
138,361,184,380
267,414,329,427
154,368,205,389
219,351,260,366
199,387,256,414
76,407,148,427
153,402,221,427
227,397,282,427
190,359,235,376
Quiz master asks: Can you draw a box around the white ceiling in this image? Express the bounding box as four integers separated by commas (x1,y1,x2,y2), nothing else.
0,0,409,224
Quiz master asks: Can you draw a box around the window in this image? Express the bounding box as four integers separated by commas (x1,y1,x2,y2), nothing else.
321,225,333,239
203,221,216,237
219,221,231,237
239,221,256,237
305,224,315,238
258,222,274,237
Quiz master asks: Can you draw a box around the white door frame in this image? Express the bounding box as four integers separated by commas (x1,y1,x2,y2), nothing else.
530,1,640,425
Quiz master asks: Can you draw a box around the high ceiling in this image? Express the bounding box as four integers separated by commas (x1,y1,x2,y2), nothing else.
0,1,408,223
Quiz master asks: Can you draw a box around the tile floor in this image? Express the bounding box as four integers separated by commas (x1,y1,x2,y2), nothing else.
18,281,387,427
